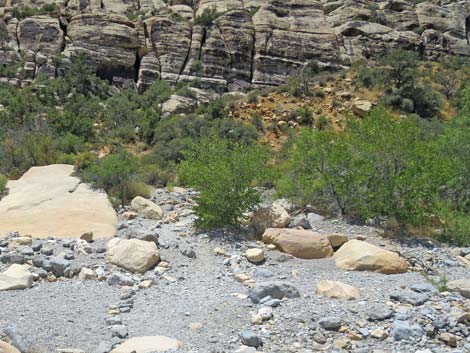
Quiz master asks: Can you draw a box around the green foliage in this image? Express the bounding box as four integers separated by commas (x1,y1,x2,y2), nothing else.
357,50,441,118
278,107,444,226
0,174,7,196
194,7,221,27
0,63,20,78
82,148,138,207
12,4,58,20
295,107,313,125
0,131,58,177
178,136,268,229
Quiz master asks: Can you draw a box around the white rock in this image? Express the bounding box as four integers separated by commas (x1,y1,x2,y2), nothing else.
316,280,361,300
110,336,183,353
78,267,96,281
0,264,33,291
131,196,163,220
106,238,160,273
245,248,265,263
252,202,291,234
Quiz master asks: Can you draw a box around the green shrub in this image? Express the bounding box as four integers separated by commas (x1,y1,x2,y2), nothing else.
178,136,268,229
125,181,151,200
194,7,221,27
12,4,58,20
438,207,470,246
278,107,444,226
81,148,138,207
54,133,86,155
295,107,313,124
250,111,264,132
0,174,7,196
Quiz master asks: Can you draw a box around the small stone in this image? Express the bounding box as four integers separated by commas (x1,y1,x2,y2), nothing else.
245,248,265,264
234,273,251,283
316,280,360,300
138,279,153,289
258,307,273,321
371,329,388,340
319,316,342,331
189,322,203,330
80,232,94,242
439,332,457,347
106,273,134,287
347,331,363,340
122,211,138,220
78,267,96,281
213,247,226,256
251,314,263,325
49,257,71,277
239,329,262,348
111,325,128,339
390,320,424,341
447,279,470,298
333,339,349,349
367,303,394,321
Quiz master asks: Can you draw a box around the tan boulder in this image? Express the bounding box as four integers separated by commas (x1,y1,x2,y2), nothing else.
447,279,470,298
316,280,360,300
262,228,334,259
245,248,265,263
131,196,163,220
333,240,408,274
352,99,373,116
327,234,348,249
78,267,97,281
110,336,183,353
0,341,21,353
252,202,291,235
0,264,33,291
106,238,160,273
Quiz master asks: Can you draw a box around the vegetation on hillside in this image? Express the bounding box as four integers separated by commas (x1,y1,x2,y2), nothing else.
0,51,470,244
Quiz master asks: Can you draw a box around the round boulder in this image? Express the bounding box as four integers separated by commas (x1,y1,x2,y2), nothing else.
106,238,160,273
333,240,408,274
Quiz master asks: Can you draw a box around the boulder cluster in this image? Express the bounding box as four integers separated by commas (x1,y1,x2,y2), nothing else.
0,185,470,352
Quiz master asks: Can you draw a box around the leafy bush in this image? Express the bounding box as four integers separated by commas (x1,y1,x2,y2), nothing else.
0,174,7,196
0,132,58,177
194,7,221,27
81,149,138,207
178,136,268,229
12,4,58,20
357,50,441,118
295,107,313,125
278,107,444,226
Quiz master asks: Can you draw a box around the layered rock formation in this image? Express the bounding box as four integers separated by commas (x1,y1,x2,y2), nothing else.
1,0,469,90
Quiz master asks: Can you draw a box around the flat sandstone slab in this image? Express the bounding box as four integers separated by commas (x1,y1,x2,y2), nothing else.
0,164,117,238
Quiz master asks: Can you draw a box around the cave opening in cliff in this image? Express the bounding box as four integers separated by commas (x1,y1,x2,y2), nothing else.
95,65,135,84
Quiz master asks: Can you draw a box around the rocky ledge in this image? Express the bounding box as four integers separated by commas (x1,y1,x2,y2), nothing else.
0,0,469,90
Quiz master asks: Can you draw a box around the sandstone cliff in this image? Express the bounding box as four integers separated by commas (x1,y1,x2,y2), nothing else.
0,0,469,90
